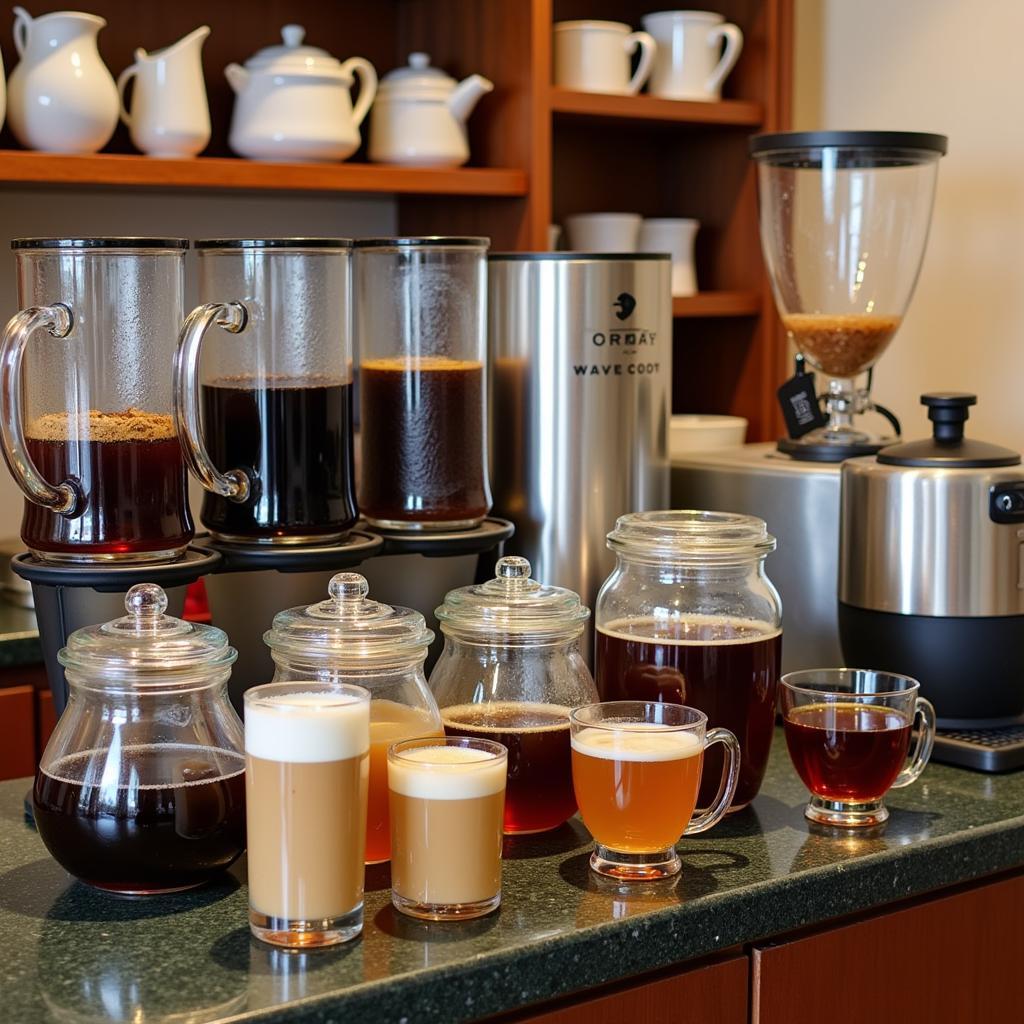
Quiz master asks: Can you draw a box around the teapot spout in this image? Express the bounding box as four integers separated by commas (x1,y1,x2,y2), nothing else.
447,74,494,124
224,62,249,94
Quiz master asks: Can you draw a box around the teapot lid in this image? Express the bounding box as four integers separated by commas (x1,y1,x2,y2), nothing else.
58,584,236,682
378,52,455,97
436,556,590,642
244,24,341,72
264,573,434,666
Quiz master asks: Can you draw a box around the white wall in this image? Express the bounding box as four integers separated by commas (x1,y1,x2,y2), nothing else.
793,0,1024,449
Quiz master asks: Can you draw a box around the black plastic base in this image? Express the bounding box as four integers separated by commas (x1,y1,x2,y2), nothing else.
777,437,887,462
838,601,1024,723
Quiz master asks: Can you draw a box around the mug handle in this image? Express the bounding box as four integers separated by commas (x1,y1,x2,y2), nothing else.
340,57,378,129
116,63,138,127
0,303,79,514
684,727,741,834
12,6,30,58
705,23,744,97
625,31,657,95
172,302,251,502
891,696,937,788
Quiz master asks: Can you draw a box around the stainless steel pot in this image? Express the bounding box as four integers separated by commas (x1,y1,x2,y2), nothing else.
838,393,1024,725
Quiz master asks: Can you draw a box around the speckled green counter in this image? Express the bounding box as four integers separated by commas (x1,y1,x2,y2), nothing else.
2,733,1022,1024
0,602,41,668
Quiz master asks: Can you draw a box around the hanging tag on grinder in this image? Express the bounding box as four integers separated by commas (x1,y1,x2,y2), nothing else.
777,354,826,439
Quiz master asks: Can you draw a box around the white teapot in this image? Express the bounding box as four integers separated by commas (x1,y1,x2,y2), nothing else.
7,6,118,153
225,24,376,162
368,53,493,167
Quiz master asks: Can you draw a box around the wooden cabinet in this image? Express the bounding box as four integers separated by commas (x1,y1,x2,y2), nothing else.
0,684,36,779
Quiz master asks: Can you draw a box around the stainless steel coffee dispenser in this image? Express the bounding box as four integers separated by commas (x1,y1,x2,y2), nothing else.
488,254,671,653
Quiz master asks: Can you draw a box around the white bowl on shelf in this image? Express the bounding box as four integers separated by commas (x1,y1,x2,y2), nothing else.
670,414,747,458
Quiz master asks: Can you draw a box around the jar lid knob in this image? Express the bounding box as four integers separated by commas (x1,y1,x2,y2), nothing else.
328,572,369,611
495,555,533,593
124,583,168,628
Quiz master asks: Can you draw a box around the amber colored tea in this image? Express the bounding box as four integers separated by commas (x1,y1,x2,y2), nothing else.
595,615,781,809
23,409,192,560
783,702,912,802
442,702,575,834
571,725,703,853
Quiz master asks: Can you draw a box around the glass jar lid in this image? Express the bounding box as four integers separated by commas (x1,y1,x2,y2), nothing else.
58,583,236,682
436,556,590,642
264,573,434,667
608,510,776,565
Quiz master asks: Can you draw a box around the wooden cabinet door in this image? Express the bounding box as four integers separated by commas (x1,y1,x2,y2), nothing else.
502,955,748,1024
752,873,1024,1024
0,684,36,780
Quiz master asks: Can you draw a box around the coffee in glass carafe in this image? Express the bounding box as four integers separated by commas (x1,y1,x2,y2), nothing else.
355,237,491,530
0,238,192,563
175,239,358,544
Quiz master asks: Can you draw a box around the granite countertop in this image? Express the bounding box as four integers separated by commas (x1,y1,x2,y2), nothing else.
2,733,1023,1024
0,600,40,668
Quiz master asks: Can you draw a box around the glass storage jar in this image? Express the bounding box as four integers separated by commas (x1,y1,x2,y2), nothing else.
263,572,442,864
594,511,782,810
430,555,598,834
33,583,246,894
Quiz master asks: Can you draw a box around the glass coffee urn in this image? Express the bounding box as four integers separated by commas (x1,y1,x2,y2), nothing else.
751,131,947,460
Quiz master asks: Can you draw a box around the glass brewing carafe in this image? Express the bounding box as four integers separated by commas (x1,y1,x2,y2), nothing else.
263,572,441,864
594,511,782,810
175,239,358,544
33,583,245,894
0,238,192,563
430,556,598,834
354,237,492,530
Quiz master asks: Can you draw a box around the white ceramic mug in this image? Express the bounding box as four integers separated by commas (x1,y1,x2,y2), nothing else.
639,218,699,296
642,10,743,101
565,213,642,253
548,224,562,251
553,21,656,95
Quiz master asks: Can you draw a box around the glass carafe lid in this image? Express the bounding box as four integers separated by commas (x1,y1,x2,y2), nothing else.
436,556,590,642
263,572,434,667
58,583,236,683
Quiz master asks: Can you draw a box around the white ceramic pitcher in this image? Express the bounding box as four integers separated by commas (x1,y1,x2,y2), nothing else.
118,26,211,158
7,6,119,153
642,10,743,102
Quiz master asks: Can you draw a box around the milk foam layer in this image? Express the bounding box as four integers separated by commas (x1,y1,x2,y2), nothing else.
389,745,507,800
571,724,702,762
246,692,369,763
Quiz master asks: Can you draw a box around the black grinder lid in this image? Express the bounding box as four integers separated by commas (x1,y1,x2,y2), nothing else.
877,393,1020,469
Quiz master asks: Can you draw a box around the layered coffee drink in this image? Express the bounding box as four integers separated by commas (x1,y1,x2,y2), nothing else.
596,615,781,809
782,312,901,378
245,686,370,947
442,701,576,834
360,356,490,527
388,738,506,920
200,375,357,543
366,700,443,864
23,408,192,561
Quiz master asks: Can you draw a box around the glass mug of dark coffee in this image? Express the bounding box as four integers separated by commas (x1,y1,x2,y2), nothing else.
781,669,936,828
174,239,358,544
354,237,492,531
0,238,193,563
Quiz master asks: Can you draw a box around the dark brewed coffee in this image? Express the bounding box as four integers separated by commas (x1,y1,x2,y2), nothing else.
33,744,246,894
596,616,782,809
23,408,192,560
200,376,357,542
360,357,490,525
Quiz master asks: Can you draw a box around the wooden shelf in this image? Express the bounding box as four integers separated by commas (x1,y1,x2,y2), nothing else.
673,292,762,318
549,88,764,128
0,151,529,197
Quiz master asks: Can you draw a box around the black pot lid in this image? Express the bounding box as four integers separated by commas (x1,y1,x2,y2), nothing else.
877,393,1020,468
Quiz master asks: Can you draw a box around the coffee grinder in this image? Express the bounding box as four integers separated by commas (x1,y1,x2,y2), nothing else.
751,131,947,461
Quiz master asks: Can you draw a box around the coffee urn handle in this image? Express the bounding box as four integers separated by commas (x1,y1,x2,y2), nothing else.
173,301,251,502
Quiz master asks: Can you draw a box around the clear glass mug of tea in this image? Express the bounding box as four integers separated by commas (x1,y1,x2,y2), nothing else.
354,236,492,530
430,555,598,834
0,238,193,563
174,239,358,544
781,668,937,828
263,572,442,864
594,510,782,811
32,583,246,894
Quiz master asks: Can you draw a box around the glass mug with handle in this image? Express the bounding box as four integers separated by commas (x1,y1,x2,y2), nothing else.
570,701,740,880
781,669,936,828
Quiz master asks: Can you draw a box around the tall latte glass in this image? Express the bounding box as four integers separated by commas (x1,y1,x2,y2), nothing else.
388,737,506,920
245,681,370,947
